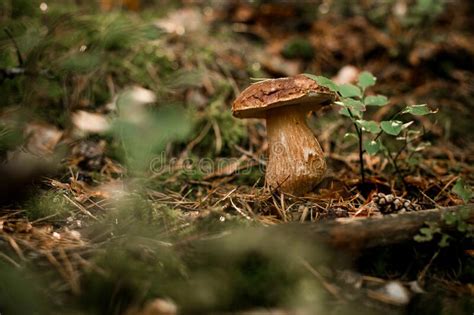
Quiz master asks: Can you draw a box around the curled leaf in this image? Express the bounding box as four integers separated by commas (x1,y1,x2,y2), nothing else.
403,104,436,115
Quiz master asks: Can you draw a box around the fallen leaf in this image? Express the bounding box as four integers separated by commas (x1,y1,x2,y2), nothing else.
155,8,204,35
72,111,110,134
332,65,360,85
24,123,63,156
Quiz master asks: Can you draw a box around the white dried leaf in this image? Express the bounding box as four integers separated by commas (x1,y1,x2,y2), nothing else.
332,65,360,85
72,111,110,134
128,86,156,104
155,8,204,35
24,123,63,156
383,281,410,305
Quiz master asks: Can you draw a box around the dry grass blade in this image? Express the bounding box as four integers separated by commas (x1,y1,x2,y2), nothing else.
300,258,343,300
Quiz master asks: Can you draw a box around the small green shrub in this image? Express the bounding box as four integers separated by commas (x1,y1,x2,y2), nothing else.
305,72,436,183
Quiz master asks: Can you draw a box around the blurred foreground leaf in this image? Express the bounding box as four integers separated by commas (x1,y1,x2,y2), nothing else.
0,263,49,315
403,104,435,116
112,88,191,172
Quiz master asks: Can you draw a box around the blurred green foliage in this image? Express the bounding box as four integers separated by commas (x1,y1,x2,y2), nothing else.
78,224,348,315
205,89,247,154
403,0,446,26
0,1,470,315
0,121,23,158
0,262,50,314
24,189,73,220
281,37,315,60
112,98,191,172
0,1,166,128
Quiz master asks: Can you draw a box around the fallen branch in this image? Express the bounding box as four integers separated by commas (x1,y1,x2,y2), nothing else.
289,204,474,250
188,204,473,254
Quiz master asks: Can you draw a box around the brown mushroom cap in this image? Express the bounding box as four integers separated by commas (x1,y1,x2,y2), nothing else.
232,74,336,118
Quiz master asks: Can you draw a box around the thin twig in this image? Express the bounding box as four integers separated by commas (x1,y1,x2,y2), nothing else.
385,146,406,189
230,198,252,220
300,258,343,300
417,250,440,285
63,194,98,221
0,252,21,268
347,108,365,183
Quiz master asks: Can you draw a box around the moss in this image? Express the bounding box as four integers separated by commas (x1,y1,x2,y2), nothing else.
24,190,73,221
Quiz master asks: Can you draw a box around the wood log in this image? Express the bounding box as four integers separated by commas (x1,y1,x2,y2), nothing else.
286,204,474,250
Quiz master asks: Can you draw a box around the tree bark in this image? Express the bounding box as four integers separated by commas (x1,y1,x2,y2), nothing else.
286,204,474,250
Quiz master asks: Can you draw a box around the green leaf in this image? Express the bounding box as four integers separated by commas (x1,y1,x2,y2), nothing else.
356,120,380,134
357,71,376,90
414,222,440,243
452,178,473,203
250,77,271,82
414,234,430,242
344,133,358,141
364,140,381,155
457,221,468,233
303,74,339,92
380,120,403,136
443,212,458,225
459,206,471,220
438,234,451,247
407,155,421,166
403,104,435,116
338,84,362,98
339,106,361,119
415,229,430,242
341,98,366,112
364,95,388,106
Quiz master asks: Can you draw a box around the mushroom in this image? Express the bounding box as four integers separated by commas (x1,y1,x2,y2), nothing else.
232,74,336,195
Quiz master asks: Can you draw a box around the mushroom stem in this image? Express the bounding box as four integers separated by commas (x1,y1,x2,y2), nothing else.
265,106,326,195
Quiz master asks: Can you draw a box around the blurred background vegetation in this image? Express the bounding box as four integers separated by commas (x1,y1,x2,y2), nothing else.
0,0,473,314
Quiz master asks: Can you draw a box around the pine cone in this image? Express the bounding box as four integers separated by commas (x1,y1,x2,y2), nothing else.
373,193,421,214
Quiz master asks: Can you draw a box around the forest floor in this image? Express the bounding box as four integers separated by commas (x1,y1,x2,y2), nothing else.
0,1,473,314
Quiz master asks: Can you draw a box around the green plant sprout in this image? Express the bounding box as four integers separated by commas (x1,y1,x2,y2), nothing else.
414,205,473,248
451,178,473,204
304,72,436,184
